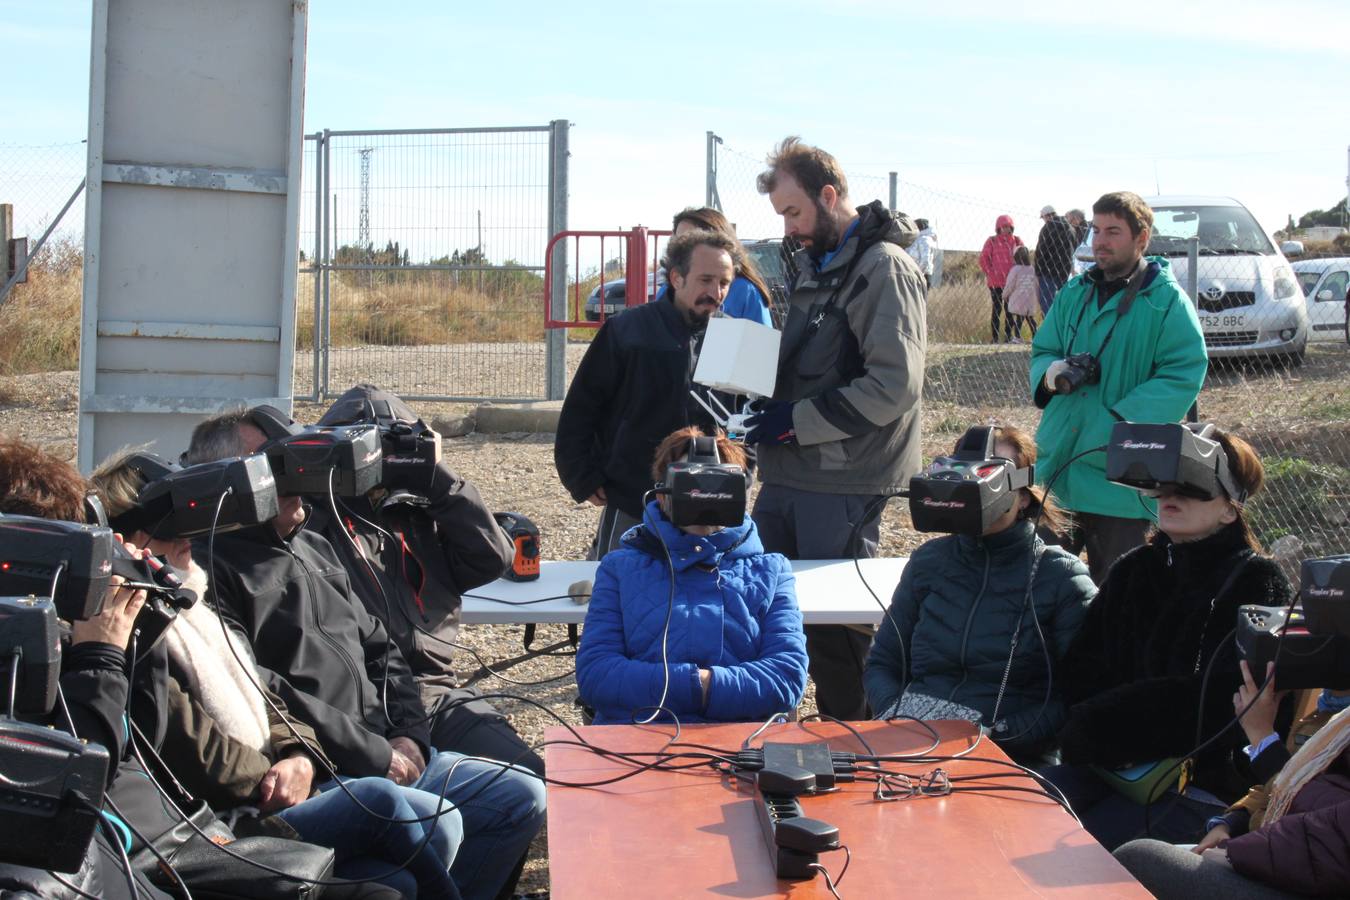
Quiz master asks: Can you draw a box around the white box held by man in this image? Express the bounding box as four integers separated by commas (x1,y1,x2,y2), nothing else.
693,316,780,398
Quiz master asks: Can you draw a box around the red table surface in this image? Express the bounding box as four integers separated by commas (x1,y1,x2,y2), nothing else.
544,719,1151,899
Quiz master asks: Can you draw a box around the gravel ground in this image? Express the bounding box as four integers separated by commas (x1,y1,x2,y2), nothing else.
3,340,1346,893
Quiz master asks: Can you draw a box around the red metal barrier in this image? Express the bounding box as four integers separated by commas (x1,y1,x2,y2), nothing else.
544,227,672,329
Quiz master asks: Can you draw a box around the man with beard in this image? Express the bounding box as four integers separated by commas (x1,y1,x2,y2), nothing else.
746,136,927,721
555,230,735,558
1031,191,1206,583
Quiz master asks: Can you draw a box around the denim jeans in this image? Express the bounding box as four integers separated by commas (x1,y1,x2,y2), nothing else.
413,751,547,900
1037,275,1065,314
277,776,463,900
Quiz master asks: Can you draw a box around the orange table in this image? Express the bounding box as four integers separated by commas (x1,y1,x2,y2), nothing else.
544,719,1150,899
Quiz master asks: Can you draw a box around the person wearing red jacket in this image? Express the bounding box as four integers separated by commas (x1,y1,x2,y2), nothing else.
979,214,1025,343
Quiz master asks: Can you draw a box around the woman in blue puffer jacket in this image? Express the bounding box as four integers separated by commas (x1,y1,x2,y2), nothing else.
863,424,1096,763
576,427,809,725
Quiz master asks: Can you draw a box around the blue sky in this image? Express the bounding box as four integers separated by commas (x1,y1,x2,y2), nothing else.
3,0,1348,254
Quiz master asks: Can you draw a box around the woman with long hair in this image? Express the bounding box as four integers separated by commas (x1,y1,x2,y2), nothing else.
667,206,775,326
864,424,1095,764
1047,426,1295,850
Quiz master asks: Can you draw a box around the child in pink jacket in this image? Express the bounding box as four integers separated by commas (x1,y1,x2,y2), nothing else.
1003,245,1038,341
979,214,1025,343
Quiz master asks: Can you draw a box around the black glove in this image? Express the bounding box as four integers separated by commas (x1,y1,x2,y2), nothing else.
744,400,797,447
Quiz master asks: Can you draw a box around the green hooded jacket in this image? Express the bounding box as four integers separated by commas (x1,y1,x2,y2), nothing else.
1029,257,1206,519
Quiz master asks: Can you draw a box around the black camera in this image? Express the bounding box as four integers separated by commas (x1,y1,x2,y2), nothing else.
246,403,383,498
0,515,117,622
378,418,441,492
1237,557,1350,690
0,717,110,872
117,452,281,539
263,425,383,497
657,436,747,529
1106,421,1243,502
1054,352,1101,395
907,426,1033,536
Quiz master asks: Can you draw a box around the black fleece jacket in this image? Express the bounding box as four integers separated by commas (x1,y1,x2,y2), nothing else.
554,296,718,518
1058,521,1293,797
312,383,513,700
197,524,430,778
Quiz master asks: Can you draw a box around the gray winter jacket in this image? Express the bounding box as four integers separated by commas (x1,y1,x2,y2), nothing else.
758,200,927,495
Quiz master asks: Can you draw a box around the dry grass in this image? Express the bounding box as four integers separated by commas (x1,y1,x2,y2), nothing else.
0,237,83,375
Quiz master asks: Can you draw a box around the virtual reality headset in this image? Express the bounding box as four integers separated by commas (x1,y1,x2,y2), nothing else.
1106,422,1244,502
657,435,747,529
249,404,383,498
112,451,280,539
1237,556,1350,691
908,426,1033,536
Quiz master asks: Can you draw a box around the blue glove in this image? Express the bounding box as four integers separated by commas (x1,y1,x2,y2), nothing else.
744,400,797,446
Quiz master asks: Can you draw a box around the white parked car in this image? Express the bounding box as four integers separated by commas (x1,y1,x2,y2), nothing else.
1075,196,1308,362
1291,256,1349,344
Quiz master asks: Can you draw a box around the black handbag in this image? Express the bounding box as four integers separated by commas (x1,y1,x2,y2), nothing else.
130,800,334,899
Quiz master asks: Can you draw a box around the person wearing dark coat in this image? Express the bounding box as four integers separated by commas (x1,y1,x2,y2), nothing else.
309,384,542,776
554,230,733,558
864,425,1094,764
1115,702,1350,898
1044,427,1294,850
186,410,545,900
1034,204,1077,313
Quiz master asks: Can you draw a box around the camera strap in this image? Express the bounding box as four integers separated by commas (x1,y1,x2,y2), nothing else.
1069,259,1149,360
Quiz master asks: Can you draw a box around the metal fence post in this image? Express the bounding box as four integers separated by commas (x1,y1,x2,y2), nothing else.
888,172,898,213
546,119,570,401
310,132,322,401
706,131,723,212
1186,236,1199,303
321,128,332,399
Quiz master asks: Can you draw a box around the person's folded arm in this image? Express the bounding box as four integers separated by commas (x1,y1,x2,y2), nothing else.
703,560,808,721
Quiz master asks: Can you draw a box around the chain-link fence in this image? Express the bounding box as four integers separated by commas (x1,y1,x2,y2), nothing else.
298,125,565,403
710,134,1350,569
0,141,87,375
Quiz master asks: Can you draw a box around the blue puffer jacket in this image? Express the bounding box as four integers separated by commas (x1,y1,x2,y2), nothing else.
863,520,1095,749
576,501,808,725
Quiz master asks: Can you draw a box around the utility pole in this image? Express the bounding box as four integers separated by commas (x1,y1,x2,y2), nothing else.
358,147,373,250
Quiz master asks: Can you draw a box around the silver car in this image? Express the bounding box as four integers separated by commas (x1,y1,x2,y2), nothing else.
1075,196,1308,362
1291,256,1349,344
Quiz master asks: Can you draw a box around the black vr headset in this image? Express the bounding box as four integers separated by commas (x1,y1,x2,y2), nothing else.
249,404,383,498
112,451,281,540
908,426,1033,536
656,435,747,529
364,397,442,492
1238,556,1350,691
1105,422,1245,502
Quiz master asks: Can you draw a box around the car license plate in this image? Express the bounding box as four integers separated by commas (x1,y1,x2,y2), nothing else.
1201,313,1245,330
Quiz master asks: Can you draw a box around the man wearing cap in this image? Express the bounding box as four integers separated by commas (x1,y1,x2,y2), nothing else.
1035,205,1077,314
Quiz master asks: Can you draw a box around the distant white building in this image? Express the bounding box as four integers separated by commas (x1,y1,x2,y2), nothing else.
1297,225,1349,242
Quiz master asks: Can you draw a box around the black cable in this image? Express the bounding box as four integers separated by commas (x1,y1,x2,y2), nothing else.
47,871,103,900
95,800,144,900
327,471,398,734
6,650,18,718
202,488,471,830
460,593,592,606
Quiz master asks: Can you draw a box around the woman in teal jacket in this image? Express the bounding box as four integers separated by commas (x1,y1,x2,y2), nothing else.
863,425,1096,763
576,428,808,724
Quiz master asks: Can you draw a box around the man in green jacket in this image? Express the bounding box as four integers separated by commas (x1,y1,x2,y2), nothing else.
1030,191,1207,583
746,136,927,720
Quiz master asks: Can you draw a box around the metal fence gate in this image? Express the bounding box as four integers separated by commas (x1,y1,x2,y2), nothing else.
299,121,569,403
